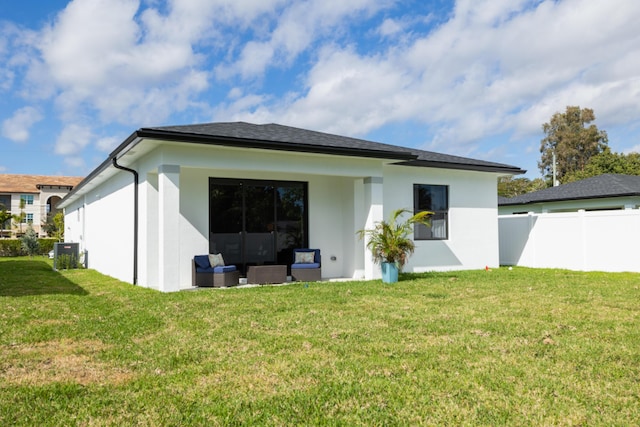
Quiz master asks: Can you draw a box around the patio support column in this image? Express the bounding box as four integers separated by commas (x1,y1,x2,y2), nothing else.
139,172,159,289
158,165,181,292
363,177,383,280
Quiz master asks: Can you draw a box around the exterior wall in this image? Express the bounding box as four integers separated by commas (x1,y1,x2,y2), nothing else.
64,172,136,283
7,192,40,235
499,210,640,272
384,165,501,272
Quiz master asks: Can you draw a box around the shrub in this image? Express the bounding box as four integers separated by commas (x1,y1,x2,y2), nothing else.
38,238,57,255
0,238,60,257
55,253,78,269
0,239,23,257
20,226,40,257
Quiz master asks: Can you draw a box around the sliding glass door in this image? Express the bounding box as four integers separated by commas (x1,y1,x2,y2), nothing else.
209,178,308,274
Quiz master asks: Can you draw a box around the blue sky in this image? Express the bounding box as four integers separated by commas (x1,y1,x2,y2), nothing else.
1,0,639,179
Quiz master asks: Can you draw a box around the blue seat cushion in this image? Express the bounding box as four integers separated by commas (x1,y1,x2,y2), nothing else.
291,263,320,269
194,255,210,269
213,265,237,273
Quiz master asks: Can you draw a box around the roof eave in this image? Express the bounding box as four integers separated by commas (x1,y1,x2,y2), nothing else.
59,127,417,208
499,192,640,206
393,159,526,175
58,130,142,208
135,128,418,161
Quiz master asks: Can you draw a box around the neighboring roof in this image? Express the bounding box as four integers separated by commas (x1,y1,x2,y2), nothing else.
499,174,640,206
0,174,84,194
139,122,526,174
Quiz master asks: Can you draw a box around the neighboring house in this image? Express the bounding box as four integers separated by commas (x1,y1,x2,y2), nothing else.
58,122,524,292
0,174,83,238
498,174,640,214
498,174,640,272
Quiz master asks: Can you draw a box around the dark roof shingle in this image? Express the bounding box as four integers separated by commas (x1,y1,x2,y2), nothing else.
499,174,640,206
141,122,525,174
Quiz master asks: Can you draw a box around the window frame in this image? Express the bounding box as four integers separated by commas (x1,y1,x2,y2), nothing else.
0,194,9,210
21,194,34,205
413,184,449,241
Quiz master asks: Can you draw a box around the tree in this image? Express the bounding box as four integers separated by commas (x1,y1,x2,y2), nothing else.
11,198,26,235
539,106,608,183
357,208,432,268
20,225,40,257
563,149,640,183
0,207,11,238
498,176,547,198
43,211,65,241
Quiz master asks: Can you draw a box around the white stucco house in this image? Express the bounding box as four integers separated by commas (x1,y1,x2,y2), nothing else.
58,122,524,292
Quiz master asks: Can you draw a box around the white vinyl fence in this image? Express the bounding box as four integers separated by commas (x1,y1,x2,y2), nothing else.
499,210,640,273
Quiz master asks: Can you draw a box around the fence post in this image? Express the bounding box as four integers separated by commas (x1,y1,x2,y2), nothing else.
528,212,536,267
579,209,587,271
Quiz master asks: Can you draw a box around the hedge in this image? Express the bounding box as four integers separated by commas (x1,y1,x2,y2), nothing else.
0,238,58,257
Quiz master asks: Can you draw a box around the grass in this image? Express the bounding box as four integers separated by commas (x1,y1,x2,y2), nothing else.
1,258,639,426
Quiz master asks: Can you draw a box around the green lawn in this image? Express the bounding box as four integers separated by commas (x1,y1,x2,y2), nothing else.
1,258,639,426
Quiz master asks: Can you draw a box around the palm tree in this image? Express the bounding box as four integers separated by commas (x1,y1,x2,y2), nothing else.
357,208,432,268
12,198,26,236
0,206,11,238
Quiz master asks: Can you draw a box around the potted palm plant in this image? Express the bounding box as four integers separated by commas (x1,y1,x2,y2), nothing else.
357,208,432,283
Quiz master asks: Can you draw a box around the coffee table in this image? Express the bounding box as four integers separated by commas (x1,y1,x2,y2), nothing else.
246,265,287,284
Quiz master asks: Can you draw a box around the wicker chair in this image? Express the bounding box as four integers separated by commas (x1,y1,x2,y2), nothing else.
192,255,239,287
291,248,321,281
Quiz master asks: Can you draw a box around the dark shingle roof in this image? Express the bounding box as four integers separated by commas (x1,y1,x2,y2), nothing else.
139,122,525,174
62,121,526,208
499,174,640,206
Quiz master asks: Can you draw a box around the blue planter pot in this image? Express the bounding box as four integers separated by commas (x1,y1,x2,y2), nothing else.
381,262,399,283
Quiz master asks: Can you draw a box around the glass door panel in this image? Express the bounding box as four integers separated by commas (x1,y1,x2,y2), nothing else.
209,178,308,274
245,184,276,265
210,183,243,265
275,185,306,265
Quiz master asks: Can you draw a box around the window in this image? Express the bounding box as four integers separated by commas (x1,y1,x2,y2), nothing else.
21,194,34,205
414,184,448,240
24,213,34,224
0,195,9,210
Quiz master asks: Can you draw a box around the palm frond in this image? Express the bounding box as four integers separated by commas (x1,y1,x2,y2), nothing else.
357,208,433,267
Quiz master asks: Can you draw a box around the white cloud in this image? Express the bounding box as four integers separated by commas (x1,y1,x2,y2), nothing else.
96,136,121,152
218,0,640,158
2,106,43,142
216,0,392,80
377,18,403,37
31,0,218,126
623,145,640,155
55,123,93,155
5,0,640,171
64,156,86,169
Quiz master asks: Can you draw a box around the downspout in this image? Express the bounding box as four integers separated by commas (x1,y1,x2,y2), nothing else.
112,158,138,285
